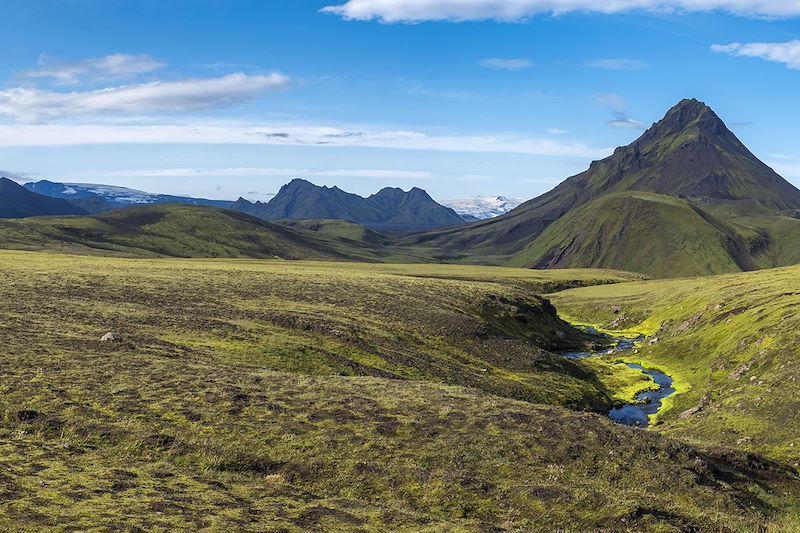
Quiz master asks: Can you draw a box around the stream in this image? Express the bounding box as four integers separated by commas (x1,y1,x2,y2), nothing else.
562,337,675,428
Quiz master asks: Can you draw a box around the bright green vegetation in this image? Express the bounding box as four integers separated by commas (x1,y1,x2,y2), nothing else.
400,99,800,277
2,251,797,530
550,264,800,466
0,204,440,263
508,191,756,277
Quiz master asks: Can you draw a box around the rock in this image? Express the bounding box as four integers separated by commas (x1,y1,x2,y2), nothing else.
648,337,659,346
101,332,119,342
729,362,752,381
679,407,700,420
612,306,622,314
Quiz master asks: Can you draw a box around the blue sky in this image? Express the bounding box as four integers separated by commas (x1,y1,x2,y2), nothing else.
0,0,799,202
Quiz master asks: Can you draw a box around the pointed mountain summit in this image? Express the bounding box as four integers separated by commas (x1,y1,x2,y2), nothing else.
405,99,800,277
573,98,800,210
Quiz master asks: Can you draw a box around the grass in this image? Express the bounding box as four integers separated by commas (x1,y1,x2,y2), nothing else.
549,264,800,465
507,191,756,278
1,251,798,530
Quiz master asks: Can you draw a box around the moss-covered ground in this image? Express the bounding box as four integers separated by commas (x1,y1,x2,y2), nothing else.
550,265,800,468
2,251,799,530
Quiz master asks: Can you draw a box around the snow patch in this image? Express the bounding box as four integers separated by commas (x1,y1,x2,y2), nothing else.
441,196,527,220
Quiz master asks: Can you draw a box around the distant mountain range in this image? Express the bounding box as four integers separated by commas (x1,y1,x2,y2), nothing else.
18,177,466,232
0,177,87,218
231,178,466,231
23,180,234,213
7,98,800,278
441,196,527,220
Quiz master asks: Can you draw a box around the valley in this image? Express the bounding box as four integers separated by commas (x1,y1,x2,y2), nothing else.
2,251,800,530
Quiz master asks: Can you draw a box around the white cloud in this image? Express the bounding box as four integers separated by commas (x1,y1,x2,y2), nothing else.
607,118,646,129
22,54,166,85
586,58,648,70
73,167,493,183
321,0,800,22
0,121,609,158
0,73,291,121
479,58,534,70
547,128,568,134
711,40,800,69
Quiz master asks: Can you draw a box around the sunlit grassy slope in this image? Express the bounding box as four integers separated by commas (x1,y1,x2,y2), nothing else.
0,204,440,263
550,265,800,465
2,252,797,530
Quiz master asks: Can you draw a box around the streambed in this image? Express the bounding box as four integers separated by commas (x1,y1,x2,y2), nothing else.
563,337,675,428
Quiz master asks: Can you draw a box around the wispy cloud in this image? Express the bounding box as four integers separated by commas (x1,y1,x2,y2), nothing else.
22,54,166,85
586,58,648,71
547,128,568,134
479,58,534,71
322,0,800,23
405,84,480,100
608,118,646,129
0,121,609,158
0,73,291,122
596,93,646,130
73,166,494,184
711,40,800,70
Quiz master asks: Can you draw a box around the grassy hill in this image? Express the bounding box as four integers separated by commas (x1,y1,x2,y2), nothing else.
550,264,800,466
1,251,797,531
0,204,431,262
508,191,757,277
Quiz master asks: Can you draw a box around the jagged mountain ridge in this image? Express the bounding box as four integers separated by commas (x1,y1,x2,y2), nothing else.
232,178,466,231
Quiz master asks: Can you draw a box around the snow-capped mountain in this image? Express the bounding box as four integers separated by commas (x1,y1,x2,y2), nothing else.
24,180,233,213
441,196,527,220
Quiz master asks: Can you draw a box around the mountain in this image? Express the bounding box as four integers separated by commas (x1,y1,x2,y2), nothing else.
442,195,527,220
403,99,800,277
232,178,465,231
0,177,88,218
24,180,234,213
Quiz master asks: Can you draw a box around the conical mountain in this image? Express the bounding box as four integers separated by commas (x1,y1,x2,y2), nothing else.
404,99,800,276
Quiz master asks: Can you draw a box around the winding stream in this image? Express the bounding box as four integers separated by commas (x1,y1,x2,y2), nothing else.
562,337,675,428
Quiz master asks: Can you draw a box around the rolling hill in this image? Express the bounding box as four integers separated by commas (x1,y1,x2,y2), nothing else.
0,177,88,218
0,203,424,261
403,99,800,277
232,178,466,231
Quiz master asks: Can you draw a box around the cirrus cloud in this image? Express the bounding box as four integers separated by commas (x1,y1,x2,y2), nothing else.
479,58,534,70
322,0,800,22
711,40,800,69
0,120,609,158
0,72,291,122
586,58,648,70
22,54,166,85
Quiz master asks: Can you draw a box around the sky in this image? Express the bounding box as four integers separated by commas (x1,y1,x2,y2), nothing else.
0,0,799,203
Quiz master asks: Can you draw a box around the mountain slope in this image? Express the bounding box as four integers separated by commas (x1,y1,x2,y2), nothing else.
0,177,87,218
233,178,465,231
0,203,423,260
509,191,756,277
402,99,800,275
24,180,234,213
